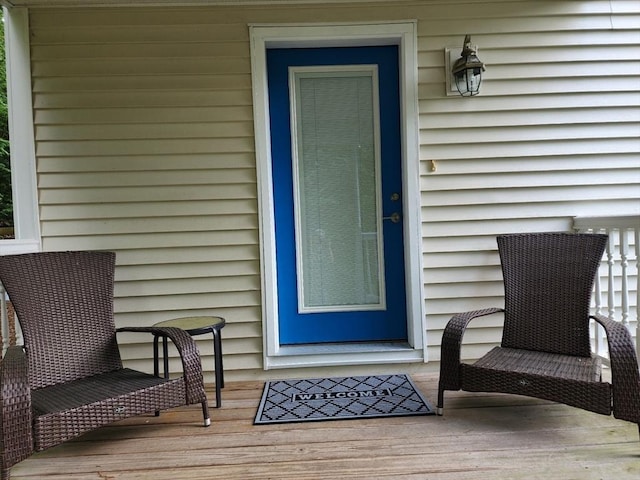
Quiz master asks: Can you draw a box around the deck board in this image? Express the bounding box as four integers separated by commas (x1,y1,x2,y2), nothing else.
10,374,640,479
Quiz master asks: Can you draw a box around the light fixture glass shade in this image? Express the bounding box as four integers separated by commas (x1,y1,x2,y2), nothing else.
451,35,485,96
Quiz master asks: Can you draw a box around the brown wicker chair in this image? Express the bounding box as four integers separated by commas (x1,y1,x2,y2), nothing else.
437,232,640,437
0,251,210,479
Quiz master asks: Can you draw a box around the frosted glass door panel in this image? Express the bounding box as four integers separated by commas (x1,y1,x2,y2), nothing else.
290,67,385,313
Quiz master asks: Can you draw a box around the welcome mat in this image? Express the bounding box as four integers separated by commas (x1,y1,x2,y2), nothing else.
254,374,434,424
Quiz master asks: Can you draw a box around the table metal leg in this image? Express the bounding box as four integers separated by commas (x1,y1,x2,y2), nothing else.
154,336,170,416
153,334,160,377
162,336,169,379
213,328,225,388
153,334,160,416
212,328,224,408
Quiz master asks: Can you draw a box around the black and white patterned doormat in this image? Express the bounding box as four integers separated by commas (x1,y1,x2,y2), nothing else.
254,374,434,424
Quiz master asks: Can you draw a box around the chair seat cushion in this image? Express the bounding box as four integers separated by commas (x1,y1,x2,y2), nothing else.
461,347,612,415
31,368,186,451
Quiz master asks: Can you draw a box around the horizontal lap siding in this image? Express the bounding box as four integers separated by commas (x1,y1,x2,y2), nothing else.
28,0,640,379
416,1,640,360
30,7,261,380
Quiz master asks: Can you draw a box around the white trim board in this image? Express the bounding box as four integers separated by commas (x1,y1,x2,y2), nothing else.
1,7,41,251
250,21,425,370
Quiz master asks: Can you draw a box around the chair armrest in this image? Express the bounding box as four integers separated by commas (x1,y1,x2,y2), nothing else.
439,308,504,391
116,326,207,405
591,314,640,424
1,345,34,472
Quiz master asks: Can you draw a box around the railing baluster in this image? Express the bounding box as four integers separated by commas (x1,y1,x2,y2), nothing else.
619,228,630,332
606,229,616,330
1,280,23,354
1,281,7,354
593,254,607,357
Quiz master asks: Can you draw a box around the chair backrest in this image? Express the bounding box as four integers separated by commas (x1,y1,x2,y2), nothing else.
497,232,608,357
0,251,122,389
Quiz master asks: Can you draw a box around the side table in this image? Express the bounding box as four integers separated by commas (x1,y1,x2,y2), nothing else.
153,316,226,408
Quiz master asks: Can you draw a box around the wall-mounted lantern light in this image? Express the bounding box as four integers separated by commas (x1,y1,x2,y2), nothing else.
447,35,486,97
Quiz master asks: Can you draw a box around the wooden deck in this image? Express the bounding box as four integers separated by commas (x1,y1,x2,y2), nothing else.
11,373,640,480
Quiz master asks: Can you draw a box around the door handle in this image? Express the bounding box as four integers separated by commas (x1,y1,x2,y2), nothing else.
383,212,401,223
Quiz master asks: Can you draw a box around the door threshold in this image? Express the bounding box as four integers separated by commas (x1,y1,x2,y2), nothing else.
266,342,423,370
281,342,413,355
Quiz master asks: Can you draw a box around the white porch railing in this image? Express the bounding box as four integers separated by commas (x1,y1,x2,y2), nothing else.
573,215,640,364
1,281,22,355
0,240,37,354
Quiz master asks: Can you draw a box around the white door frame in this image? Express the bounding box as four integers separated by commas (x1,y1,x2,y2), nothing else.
250,21,425,370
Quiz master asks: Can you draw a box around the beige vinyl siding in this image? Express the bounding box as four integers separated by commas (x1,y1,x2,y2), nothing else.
28,0,639,380
417,0,640,361
30,6,261,379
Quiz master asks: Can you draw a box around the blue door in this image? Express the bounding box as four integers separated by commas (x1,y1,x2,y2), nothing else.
268,46,407,345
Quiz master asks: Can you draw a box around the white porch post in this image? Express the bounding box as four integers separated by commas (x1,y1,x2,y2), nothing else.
3,6,40,243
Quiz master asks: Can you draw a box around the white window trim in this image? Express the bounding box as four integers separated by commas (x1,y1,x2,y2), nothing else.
1,7,40,256
250,21,426,370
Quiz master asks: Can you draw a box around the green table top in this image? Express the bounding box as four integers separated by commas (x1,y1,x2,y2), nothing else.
153,316,225,332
